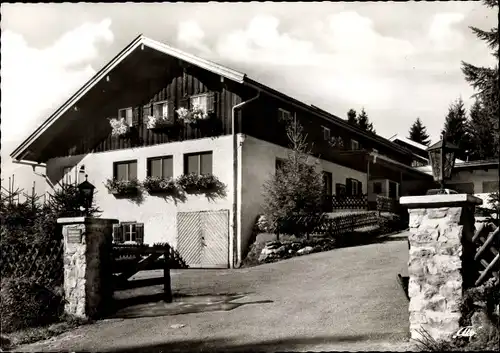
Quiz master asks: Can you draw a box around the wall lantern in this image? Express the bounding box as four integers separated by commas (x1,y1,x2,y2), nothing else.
427,134,460,192
78,174,95,216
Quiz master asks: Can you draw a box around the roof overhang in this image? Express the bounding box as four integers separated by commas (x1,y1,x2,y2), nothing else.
10,34,245,162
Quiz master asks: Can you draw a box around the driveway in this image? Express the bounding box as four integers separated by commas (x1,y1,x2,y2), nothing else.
19,232,413,352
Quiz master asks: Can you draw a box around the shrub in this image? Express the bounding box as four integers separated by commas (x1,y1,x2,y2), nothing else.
262,119,324,236
0,277,64,333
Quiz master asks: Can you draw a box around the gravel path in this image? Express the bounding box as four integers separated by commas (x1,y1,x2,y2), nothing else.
19,233,413,352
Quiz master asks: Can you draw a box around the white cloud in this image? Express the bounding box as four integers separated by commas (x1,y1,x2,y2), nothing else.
0,18,114,147
216,15,322,66
177,20,211,54
428,13,465,51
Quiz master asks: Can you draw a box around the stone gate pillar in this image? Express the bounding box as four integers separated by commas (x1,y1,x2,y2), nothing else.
399,194,482,343
57,217,118,319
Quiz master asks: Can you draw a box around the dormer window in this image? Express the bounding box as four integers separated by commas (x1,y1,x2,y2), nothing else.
118,107,133,126
278,108,291,122
322,126,331,141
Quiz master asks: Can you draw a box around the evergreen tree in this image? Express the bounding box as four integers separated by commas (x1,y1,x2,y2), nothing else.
356,108,375,133
347,109,358,126
408,118,431,146
442,97,470,160
468,98,497,161
461,0,499,157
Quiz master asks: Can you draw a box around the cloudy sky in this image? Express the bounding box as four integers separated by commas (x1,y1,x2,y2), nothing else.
0,2,496,189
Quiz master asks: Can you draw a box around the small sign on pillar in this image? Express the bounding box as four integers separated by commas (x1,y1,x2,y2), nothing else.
67,228,83,244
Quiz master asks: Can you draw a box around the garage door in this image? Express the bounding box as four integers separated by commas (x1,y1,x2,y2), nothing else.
177,210,229,268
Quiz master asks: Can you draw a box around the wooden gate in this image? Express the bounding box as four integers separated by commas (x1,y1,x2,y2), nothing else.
177,210,229,268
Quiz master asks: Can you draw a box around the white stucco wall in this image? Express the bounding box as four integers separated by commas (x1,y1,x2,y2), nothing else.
239,135,367,257
46,135,236,265
447,169,498,209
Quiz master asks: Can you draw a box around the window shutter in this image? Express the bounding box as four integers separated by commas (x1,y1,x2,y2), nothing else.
136,223,144,244
142,105,151,119
207,93,215,113
167,101,175,123
132,107,140,126
345,178,353,196
113,224,123,243
335,183,342,196
121,224,128,242
358,181,363,196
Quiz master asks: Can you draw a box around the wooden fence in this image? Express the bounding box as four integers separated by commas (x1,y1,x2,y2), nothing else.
278,211,379,238
0,239,64,289
330,194,369,210
472,222,500,286
111,242,188,303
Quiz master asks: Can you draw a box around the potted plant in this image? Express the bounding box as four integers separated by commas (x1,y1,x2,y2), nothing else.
108,117,131,138
142,176,177,195
104,178,140,196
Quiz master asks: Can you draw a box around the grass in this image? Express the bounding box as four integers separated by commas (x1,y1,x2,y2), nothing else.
0,314,90,351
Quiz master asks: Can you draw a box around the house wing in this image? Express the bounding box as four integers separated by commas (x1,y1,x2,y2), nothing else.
10,34,245,162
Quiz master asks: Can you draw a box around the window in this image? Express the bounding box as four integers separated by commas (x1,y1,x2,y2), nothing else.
190,94,209,114
184,151,213,175
322,126,331,141
278,108,291,122
346,178,362,196
336,183,347,196
113,160,137,181
275,158,286,172
118,107,133,126
152,101,169,119
323,171,333,195
483,181,499,193
372,148,378,154
147,156,173,178
373,182,382,194
113,222,144,244
62,166,75,185
350,139,360,151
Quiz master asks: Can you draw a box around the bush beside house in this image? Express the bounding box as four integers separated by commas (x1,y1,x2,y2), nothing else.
0,182,100,342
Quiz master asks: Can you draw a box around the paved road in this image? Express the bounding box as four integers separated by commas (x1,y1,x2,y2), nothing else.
20,233,412,352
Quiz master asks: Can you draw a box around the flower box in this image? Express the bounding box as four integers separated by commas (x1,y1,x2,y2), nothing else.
176,104,209,125
176,173,224,194
105,179,141,196
145,115,175,130
142,176,178,195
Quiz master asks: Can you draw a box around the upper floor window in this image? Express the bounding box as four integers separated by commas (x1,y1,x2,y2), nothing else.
351,139,360,151
276,158,286,172
278,108,291,122
189,93,215,115
153,101,170,118
147,156,173,178
114,160,137,181
62,166,75,185
118,107,133,126
184,151,213,175
322,126,331,141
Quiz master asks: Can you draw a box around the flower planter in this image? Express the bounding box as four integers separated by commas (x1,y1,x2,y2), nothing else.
145,187,177,195
110,188,139,196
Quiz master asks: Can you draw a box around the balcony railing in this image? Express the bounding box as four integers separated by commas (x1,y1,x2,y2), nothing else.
322,194,369,212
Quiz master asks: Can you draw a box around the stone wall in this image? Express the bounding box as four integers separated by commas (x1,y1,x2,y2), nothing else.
407,205,477,342
60,217,117,319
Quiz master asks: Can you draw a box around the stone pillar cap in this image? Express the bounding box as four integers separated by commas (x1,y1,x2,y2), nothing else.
57,217,119,225
400,194,482,209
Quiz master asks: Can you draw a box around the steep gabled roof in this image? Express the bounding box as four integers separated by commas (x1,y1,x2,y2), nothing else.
388,134,429,152
11,35,245,161
12,34,411,161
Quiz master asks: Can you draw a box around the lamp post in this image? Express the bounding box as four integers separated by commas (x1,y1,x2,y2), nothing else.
427,133,460,193
78,174,95,216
